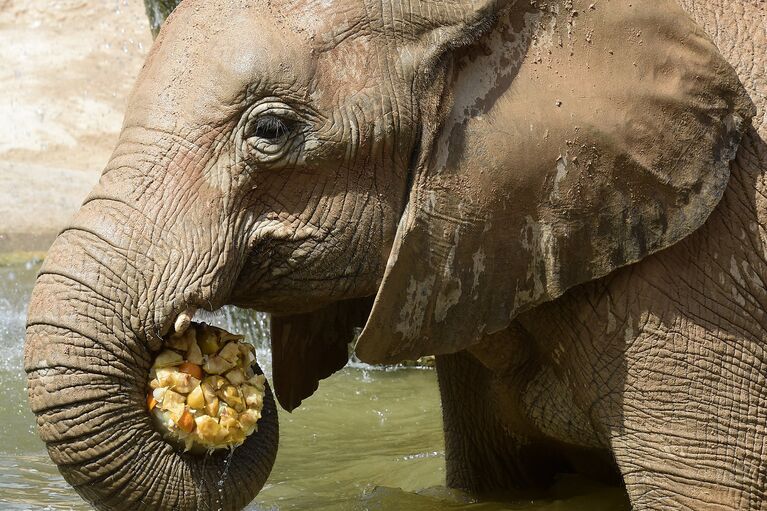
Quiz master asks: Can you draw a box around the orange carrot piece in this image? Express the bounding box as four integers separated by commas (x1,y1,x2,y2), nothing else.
177,409,195,433
179,362,204,380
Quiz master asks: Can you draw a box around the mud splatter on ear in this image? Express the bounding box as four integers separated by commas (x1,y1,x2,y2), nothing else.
356,0,754,364
270,297,372,411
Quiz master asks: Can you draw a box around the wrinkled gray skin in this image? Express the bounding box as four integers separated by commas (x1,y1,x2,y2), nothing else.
24,0,765,510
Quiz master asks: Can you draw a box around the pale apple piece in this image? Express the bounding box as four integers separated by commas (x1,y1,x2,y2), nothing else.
149,378,162,390
206,415,230,445
187,385,205,410
203,355,235,375
201,380,217,401
160,389,186,421
166,328,195,351
152,407,174,429
220,413,239,431
218,328,245,343
167,372,200,394
247,374,267,392
195,415,221,444
226,427,246,446
241,385,264,409
160,389,186,408
238,343,254,363
200,377,223,417
218,341,241,364
185,340,203,365
197,325,220,355
155,366,180,387
206,396,220,417
219,405,238,420
152,387,167,404
224,367,247,386
153,350,184,368
239,408,261,434
204,375,228,390
200,382,222,416
219,385,245,412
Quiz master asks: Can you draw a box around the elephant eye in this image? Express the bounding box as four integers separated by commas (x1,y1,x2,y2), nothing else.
250,115,290,142
241,102,303,164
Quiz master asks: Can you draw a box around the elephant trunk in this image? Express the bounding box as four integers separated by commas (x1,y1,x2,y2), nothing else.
24,195,278,510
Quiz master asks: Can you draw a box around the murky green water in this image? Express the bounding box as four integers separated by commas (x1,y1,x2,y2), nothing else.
0,256,629,510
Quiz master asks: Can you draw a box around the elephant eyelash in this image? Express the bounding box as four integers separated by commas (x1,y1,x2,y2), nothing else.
250,115,290,142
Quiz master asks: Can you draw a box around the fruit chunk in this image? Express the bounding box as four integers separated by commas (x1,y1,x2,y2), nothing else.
161,389,185,408
218,341,241,363
203,375,227,391
206,396,220,417
147,322,266,451
166,371,200,394
160,389,186,421
197,326,220,355
186,341,203,365
242,385,263,408
147,393,157,411
154,350,184,368
195,415,222,444
219,407,239,430
152,387,167,403
179,362,203,380
155,367,178,387
239,408,261,434
187,385,205,410
225,367,247,385
177,409,196,433
249,374,267,390
166,328,195,351
219,385,245,412
203,355,234,375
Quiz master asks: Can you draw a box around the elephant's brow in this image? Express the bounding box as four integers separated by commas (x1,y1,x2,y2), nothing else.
242,80,308,105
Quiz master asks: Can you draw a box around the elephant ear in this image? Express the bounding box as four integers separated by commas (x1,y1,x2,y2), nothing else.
356,0,755,364
270,297,372,411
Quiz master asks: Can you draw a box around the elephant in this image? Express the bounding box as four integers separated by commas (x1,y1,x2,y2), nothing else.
23,0,766,509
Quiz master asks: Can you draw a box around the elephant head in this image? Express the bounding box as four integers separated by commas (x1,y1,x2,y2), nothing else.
25,0,752,509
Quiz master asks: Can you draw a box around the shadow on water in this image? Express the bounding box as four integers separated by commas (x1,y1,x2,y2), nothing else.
0,255,628,510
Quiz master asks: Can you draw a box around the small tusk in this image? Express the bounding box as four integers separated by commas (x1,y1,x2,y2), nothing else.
174,308,196,334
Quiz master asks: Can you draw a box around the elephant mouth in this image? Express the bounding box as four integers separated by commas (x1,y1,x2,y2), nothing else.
146,314,268,454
